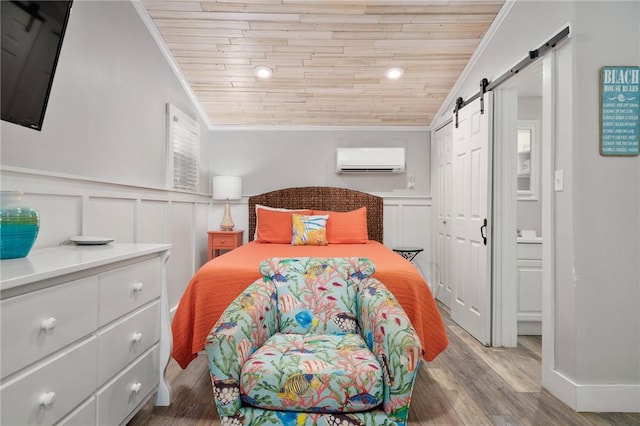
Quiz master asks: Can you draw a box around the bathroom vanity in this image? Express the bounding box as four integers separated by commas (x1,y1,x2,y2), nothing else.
517,237,542,335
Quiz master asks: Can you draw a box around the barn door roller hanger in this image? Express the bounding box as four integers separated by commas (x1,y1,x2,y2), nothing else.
453,25,570,128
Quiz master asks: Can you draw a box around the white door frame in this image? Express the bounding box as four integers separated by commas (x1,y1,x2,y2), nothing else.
491,88,519,347
540,51,565,401
493,51,559,383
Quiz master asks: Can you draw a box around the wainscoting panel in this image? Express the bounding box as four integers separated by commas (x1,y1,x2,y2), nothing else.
138,199,170,244
382,203,400,246
86,196,136,243
167,201,198,306
0,167,211,310
383,196,433,288
194,202,210,267
27,193,82,249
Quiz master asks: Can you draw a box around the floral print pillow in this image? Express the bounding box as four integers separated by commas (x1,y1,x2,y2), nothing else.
291,214,328,246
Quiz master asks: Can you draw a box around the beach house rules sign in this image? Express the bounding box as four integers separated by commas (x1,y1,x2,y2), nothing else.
600,66,639,156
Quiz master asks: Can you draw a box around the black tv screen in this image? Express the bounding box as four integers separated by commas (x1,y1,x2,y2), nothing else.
1,1,73,131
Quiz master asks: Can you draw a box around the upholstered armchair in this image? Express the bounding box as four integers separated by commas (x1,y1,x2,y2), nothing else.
205,257,422,426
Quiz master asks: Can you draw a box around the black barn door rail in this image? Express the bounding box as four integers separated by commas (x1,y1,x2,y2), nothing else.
454,26,570,127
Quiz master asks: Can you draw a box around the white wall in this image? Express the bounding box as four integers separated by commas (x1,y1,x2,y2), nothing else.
0,1,212,310
209,128,430,196
570,2,639,388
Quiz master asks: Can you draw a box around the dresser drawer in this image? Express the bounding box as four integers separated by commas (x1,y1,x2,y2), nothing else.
1,276,99,379
96,346,159,426
97,301,160,384
57,397,96,426
99,258,161,326
0,337,98,426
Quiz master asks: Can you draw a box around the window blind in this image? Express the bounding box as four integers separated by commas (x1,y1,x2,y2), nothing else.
167,104,200,192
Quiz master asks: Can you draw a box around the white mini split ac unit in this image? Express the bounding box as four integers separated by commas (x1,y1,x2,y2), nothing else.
336,147,406,173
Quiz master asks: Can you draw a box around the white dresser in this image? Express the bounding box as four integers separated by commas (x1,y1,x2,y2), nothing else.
0,243,172,426
516,238,543,335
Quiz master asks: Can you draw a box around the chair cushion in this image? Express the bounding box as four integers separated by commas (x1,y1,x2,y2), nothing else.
259,257,375,334
240,333,384,413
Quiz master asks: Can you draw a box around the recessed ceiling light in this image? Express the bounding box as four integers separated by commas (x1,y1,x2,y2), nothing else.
385,67,404,80
253,65,273,79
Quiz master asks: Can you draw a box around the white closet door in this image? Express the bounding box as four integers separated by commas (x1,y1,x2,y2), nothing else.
434,121,453,308
450,94,492,346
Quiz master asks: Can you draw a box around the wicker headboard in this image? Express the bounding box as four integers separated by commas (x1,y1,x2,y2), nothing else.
248,186,383,243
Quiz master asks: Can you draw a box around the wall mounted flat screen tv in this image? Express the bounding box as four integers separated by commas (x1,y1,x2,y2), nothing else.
1,1,73,131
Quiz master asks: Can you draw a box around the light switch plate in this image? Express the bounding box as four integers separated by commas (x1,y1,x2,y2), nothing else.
555,170,564,191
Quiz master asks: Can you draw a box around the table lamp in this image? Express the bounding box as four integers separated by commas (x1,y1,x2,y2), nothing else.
212,176,242,231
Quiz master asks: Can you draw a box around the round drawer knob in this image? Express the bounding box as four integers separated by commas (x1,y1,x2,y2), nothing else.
131,332,143,343
132,282,144,292
39,391,56,407
40,317,57,332
220,240,225,244
131,382,142,394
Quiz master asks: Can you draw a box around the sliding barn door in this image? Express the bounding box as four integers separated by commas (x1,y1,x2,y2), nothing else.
450,95,492,346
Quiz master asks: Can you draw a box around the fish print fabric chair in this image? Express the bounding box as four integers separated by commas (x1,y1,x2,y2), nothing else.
205,257,422,426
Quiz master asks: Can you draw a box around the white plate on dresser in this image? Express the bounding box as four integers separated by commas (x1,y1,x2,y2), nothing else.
70,236,114,245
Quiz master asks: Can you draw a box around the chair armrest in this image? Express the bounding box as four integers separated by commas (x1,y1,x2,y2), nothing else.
357,277,423,423
205,277,278,417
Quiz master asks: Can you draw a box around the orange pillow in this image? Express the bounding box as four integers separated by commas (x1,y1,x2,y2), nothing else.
254,205,310,239
312,207,369,244
256,208,312,243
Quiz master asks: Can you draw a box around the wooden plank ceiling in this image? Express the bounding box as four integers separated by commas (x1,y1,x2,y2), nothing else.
141,1,504,127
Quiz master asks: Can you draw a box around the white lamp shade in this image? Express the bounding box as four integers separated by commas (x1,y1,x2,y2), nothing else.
212,176,242,200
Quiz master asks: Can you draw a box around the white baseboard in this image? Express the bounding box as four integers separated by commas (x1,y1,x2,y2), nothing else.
544,369,640,412
543,368,577,409
576,384,640,412
517,319,542,335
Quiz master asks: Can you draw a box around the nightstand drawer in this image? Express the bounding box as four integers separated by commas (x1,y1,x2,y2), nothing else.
1,276,99,379
96,346,159,426
210,234,237,248
0,337,98,426
97,301,160,384
99,258,161,326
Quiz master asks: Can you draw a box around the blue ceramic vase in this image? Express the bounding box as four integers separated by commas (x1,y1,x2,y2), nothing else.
0,191,40,259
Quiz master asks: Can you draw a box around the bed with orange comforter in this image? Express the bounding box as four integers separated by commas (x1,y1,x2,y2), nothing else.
171,240,448,369
172,186,447,369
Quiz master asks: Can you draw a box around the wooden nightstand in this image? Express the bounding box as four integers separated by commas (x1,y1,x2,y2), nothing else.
208,230,244,260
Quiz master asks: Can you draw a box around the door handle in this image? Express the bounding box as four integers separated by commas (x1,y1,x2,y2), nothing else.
480,218,487,246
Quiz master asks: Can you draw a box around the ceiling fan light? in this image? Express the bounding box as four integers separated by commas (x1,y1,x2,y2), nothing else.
385,67,404,80
254,65,274,79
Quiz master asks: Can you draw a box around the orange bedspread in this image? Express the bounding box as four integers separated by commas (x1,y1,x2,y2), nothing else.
171,241,448,369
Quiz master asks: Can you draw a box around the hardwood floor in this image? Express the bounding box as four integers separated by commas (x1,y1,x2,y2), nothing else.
129,304,640,425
